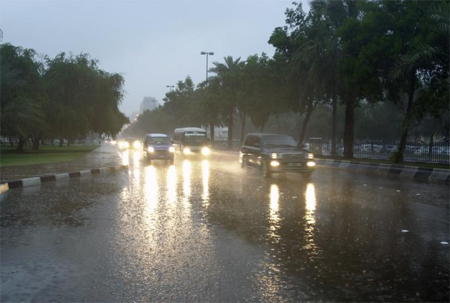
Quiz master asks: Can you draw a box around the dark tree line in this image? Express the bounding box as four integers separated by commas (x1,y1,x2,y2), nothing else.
123,0,449,163
0,43,129,151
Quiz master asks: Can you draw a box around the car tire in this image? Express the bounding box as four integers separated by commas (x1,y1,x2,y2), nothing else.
261,161,271,178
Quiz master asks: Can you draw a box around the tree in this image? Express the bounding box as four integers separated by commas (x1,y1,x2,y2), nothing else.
0,43,47,151
210,56,245,148
389,0,449,162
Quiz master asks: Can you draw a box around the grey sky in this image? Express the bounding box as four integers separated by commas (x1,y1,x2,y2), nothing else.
1,0,309,116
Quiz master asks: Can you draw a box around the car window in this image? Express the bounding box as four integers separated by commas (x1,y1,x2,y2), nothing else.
262,135,297,148
147,137,170,145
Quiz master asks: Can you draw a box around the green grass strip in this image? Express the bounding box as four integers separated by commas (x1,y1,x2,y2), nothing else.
0,145,99,168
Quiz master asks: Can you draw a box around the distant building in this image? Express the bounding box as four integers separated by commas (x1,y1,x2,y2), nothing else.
140,97,158,113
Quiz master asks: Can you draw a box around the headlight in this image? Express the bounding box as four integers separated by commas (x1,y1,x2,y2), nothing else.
183,147,191,155
147,147,155,153
201,147,211,156
111,140,117,145
270,161,280,167
271,153,278,159
307,161,316,167
133,141,141,149
169,147,175,153
308,153,314,159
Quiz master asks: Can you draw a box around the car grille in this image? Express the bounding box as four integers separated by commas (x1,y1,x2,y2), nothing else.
282,153,303,160
155,150,169,155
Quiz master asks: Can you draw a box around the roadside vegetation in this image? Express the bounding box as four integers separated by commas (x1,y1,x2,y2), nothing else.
0,145,99,167
122,0,449,164
0,42,129,153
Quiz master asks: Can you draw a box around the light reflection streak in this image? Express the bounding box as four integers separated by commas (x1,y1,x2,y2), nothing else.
182,160,191,208
144,166,158,215
268,184,281,244
269,184,279,221
304,183,318,255
202,160,210,206
121,150,129,166
257,183,283,301
167,165,177,205
133,151,141,168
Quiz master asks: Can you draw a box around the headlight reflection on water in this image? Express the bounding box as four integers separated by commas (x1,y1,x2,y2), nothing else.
144,166,158,215
304,183,320,257
167,165,177,205
268,184,281,244
202,160,210,206
182,160,191,208
121,150,129,166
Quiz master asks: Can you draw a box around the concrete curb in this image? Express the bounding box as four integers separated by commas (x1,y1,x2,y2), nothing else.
211,149,449,185
0,165,129,195
315,159,449,185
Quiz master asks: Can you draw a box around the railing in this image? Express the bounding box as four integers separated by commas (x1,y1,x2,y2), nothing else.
314,140,450,164
211,139,450,164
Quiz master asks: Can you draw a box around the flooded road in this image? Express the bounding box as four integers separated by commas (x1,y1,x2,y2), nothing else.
1,148,449,302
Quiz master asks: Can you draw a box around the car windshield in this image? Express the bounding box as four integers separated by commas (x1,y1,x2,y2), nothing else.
148,137,170,145
184,133,207,143
262,135,297,148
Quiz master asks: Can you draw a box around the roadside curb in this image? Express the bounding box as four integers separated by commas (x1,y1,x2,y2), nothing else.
0,165,129,195
211,149,449,185
315,159,449,185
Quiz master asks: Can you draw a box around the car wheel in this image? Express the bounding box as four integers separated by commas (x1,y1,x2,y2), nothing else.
261,161,271,178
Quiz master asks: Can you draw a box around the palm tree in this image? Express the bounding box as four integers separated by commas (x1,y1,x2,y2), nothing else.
209,56,245,148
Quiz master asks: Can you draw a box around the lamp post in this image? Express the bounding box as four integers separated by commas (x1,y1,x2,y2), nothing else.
200,51,215,142
200,51,214,83
166,85,175,92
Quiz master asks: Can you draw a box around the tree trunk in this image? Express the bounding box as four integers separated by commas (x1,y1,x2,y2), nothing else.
227,105,234,150
343,94,355,159
9,136,14,147
331,91,338,156
32,135,40,151
394,70,416,163
59,137,64,147
16,138,25,152
240,111,246,144
209,122,215,142
298,100,313,144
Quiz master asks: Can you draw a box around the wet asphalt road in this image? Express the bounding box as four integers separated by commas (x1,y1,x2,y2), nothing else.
1,147,449,302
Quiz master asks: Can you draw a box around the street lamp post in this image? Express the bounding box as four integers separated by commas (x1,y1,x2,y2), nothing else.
166,85,175,92
200,51,214,83
201,51,214,142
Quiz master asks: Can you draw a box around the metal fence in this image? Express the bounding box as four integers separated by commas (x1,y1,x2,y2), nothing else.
311,140,450,164
211,139,450,164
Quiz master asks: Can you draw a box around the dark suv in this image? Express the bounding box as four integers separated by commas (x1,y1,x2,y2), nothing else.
240,133,315,177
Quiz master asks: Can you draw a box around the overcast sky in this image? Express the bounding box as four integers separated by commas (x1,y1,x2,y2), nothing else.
1,0,309,116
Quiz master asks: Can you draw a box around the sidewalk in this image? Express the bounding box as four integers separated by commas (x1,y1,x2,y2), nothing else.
0,145,122,182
